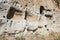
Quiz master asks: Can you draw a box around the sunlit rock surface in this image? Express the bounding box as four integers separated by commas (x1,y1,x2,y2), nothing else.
0,0,60,40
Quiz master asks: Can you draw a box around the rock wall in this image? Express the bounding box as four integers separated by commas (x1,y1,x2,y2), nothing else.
0,0,60,40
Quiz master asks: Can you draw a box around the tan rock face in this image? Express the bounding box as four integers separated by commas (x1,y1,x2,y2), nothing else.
53,0,60,9
0,0,60,40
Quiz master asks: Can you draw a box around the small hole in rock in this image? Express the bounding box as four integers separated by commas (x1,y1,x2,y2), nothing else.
29,2,30,3
53,21,55,23
11,20,13,22
21,5,22,7
8,33,11,36
7,20,8,22
25,4,27,6
47,29,49,31
3,16,5,18
4,1,7,3
45,25,47,28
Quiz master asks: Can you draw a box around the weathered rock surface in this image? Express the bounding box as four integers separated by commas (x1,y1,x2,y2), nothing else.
0,0,60,40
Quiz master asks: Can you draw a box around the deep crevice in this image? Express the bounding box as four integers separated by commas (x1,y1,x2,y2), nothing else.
40,6,45,14
24,10,28,20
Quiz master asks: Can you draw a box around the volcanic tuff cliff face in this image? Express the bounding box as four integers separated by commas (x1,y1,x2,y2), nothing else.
0,0,60,40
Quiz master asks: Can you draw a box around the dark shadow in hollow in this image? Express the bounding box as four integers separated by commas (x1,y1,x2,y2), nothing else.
40,6,51,14
24,10,28,20
27,28,38,32
7,7,23,19
45,14,53,18
40,6,45,14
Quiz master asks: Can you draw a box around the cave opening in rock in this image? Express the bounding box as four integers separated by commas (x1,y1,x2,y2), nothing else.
7,7,16,19
40,6,45,14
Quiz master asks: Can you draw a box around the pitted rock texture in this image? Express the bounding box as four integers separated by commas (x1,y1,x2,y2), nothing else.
0,0,60,40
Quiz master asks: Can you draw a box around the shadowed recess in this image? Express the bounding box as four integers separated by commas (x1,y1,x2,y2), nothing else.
40,6,45,14
7,7,23,19
24,10,28,20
